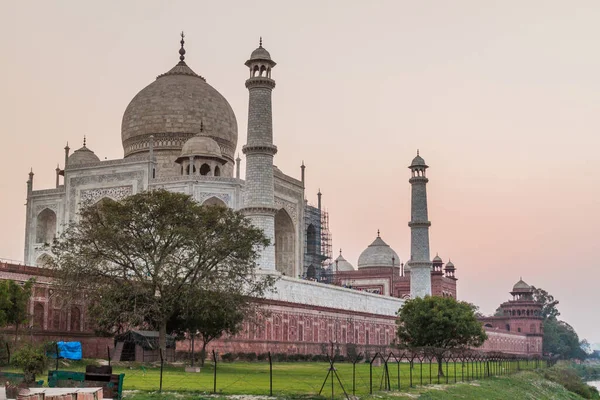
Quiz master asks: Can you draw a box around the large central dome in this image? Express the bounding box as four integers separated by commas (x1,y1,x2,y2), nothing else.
121,40,237,176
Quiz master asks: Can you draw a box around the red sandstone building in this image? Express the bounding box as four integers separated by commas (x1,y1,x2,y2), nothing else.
0,259,542,358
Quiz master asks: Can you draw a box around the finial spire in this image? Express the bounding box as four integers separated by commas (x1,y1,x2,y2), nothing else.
179,31,186,63
377,229,380,237
200,120,204,132
259,36,263,47
417,149,420,156
83,136,86,147
339,248,342,256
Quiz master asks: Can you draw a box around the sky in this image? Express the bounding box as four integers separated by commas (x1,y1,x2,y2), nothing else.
1,1,598,341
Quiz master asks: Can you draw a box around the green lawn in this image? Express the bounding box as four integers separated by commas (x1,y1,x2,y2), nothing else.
122,371,585,400
2,359,545,398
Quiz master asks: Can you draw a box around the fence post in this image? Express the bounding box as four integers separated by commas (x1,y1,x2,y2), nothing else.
107,346,111,367
369,355,373,394
419,357,423,386
352,356,357,396
212,349,217,394
268,351,273,397
429,356,432,385
159,348,164,393
409,358,413,388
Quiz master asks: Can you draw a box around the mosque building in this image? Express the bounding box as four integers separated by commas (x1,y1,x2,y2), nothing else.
9,35,541,357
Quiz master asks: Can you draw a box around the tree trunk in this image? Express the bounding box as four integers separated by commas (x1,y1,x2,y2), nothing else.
190,333,195,367
159,320,167,360
14,323,19,345
438,355,445,377
200,341,208,367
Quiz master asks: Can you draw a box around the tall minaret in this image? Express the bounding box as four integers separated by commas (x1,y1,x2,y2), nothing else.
242,38,278,272
409,151,432,298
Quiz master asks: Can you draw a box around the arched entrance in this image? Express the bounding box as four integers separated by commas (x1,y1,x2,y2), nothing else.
36,208,57,243
275,209,295,277
202,196,227,207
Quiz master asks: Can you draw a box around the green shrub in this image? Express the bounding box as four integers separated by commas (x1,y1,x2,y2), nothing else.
221,352,236,362
12,344,47,383
544,366,600,399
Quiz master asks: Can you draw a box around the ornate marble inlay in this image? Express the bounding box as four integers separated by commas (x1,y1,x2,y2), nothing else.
275,198,298,225
80,186,133,204
195,192,231,206
34,203,58,215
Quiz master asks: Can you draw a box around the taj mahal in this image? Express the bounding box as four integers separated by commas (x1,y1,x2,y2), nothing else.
8,35,542,357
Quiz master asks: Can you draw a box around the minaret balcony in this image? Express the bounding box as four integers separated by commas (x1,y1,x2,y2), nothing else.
409,176,429,184
245,77,276,89
242,144,278,155
408,221,431,228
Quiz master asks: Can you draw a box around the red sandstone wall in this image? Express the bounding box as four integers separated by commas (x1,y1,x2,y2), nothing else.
479,328,542,356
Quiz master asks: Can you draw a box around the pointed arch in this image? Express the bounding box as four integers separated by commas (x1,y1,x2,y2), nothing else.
36,253,53,268
36,208,57,243
70,307,81,331
33,303,44,329
306,265,316,279
200,163,211,176
306,224,318,255
202,196,227,207
275,208,296,276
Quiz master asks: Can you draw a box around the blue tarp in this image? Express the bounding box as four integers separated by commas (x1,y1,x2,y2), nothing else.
57,341,82,360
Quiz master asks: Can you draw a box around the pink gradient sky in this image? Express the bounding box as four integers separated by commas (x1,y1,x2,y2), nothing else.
1,1,599,341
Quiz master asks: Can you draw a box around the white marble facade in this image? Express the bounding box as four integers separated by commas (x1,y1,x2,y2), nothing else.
23,38,405,318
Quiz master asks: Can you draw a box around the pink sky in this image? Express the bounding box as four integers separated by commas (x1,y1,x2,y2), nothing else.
1,1,598,342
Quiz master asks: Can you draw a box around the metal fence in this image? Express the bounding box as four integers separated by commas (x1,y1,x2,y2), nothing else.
0,343,550,398
80,346,549,398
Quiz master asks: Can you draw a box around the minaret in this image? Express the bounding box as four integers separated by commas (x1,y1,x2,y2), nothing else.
409,151,432,298
241,38,278,272
24,169,34,263
236,154,241,179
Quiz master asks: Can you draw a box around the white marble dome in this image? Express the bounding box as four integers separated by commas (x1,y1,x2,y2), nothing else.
250,45,272,61
357,235,401,268
68,145,100,166
332,253,355,272
121,60,238,162
179,135,223,159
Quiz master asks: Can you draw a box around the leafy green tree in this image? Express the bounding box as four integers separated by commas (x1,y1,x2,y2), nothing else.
396,296,487,376
2,280,34,343
530,286,560,320
530,286,587,360
12,344,47,383
543,319,587,360
50,189,275,352
169,288,252,366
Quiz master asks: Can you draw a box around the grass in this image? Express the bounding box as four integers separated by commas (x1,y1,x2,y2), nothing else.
121,370,589,400
2,358,543,398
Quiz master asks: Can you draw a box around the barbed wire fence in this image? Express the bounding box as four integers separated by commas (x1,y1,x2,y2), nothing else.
0,342,551,398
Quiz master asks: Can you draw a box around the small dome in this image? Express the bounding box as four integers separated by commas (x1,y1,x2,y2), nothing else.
178,135,223,161
68,145,100,166
332,253,355,272
433,255,443,263
445,260,455,269
512,278,531,292
250,44,271,61
358,235,401,268
410,154,427,168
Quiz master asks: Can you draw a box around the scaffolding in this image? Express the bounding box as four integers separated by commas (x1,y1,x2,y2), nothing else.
320,210,332,268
